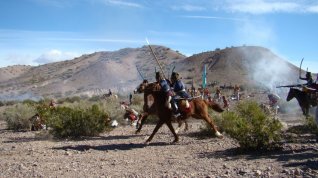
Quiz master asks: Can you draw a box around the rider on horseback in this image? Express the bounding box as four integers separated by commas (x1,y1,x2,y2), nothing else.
170,72,190,118
300,72,318,100
300,72,314,88
155,72,172,108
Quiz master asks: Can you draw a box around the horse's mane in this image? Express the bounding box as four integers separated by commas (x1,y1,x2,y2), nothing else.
144,82,161,93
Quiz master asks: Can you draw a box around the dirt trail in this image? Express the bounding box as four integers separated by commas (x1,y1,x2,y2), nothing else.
0,118,317,177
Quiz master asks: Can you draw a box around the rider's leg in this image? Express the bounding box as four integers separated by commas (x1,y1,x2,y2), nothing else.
171,97,180,117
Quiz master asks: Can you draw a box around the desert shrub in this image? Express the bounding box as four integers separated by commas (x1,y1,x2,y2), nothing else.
5,100,18,106
44,104,110,138
58,96,81,104
38,98,53,105
22,99,38,106
131,95,143,105
89,95,102,102
0,100,4,107
305,116,318,135
220,101,283,150
4,103,37,131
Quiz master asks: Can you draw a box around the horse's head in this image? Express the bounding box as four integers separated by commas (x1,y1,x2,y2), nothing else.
286,88,297,101
135,80,149,94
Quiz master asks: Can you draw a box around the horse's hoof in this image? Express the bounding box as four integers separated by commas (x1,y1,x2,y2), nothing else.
172,139,179,143
144,140,150,145
215,131,223,138
175,128,180,134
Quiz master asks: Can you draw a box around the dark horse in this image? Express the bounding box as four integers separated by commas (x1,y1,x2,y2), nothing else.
287,88,317,116
135,80,224,144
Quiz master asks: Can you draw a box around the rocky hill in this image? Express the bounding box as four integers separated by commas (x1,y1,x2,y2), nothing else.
0,45,185,100
0,45,314,101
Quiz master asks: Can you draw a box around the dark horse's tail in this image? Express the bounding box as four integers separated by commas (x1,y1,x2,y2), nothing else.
204,100,224,113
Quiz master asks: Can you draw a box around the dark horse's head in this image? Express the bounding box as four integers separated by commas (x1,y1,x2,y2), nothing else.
286,88,298,101
134,80,148,94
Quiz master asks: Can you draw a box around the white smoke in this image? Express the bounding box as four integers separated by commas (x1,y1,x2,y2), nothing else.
239,47,298,91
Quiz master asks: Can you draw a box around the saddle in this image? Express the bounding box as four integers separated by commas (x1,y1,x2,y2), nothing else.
175,97,195,113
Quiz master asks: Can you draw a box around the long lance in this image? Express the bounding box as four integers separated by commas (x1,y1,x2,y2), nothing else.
276,84,302,88
136,65,145,80
299,58,304,79
146,38,166,79
169,66,175,79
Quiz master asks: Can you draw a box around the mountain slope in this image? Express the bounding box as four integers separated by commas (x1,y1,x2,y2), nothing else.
0,45,313,101
0,46,185,100
177,46,304,89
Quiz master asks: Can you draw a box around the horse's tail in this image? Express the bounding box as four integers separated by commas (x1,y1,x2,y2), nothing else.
205,100,224,113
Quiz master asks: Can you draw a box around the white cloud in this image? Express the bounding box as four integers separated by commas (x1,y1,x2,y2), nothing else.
223,0,318,14
181,15,247,22
102,0,143,8
171,4,206,11
307,5,318,13
34,49,78,64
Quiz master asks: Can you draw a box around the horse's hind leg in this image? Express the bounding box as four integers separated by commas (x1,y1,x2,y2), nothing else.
204,115,223,138
175,119,188,134
175,119,183,134
145,120,164,144
166,121,179,143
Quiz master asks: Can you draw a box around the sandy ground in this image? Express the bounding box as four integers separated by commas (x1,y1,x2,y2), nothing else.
0,116,317,178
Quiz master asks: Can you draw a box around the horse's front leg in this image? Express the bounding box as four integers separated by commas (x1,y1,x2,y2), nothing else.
166,120,179,143
145,119,165,144
135,113,148,134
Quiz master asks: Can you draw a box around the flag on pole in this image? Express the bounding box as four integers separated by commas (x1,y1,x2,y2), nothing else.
202,64,207,88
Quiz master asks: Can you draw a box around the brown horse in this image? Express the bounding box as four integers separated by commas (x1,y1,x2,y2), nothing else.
286,87,317,116
135,80,224,144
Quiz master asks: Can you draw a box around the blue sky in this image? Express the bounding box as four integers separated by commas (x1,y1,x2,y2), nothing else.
0,0,318,73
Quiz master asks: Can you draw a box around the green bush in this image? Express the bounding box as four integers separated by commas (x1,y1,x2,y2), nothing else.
41,104,110,138
220,101,283,150
4,103,37,131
